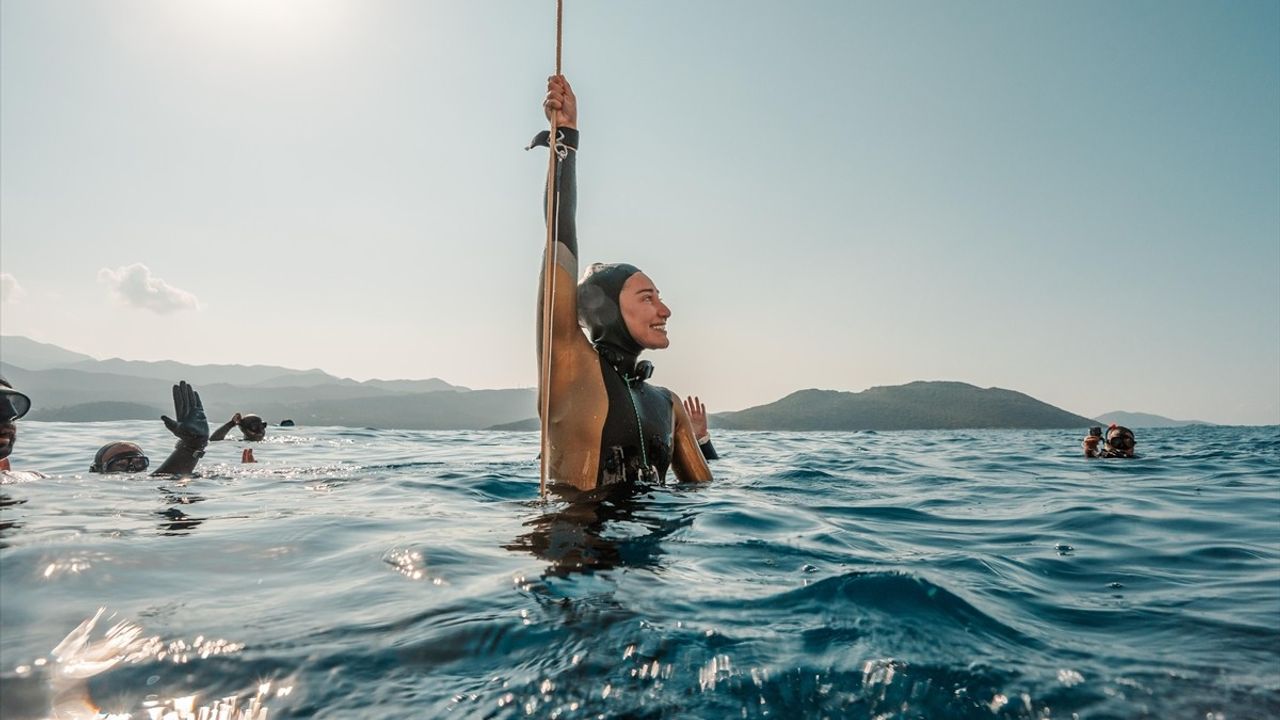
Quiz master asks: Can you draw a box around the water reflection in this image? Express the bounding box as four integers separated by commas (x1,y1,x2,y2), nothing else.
1,608,261,720
0,493,27,548
156,483,206,536
505,483,694,578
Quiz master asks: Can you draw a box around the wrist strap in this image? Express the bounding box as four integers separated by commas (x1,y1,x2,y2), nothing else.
526,127,580,152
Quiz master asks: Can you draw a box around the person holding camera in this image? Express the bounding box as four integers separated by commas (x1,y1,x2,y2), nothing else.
1083,424,1137,458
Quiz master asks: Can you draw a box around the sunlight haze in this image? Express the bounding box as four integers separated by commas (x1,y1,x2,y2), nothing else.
2,0,1277,425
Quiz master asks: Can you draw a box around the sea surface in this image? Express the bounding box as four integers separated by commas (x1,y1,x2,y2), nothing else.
1,421,1277,719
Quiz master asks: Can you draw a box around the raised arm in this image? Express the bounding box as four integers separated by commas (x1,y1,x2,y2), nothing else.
534,75,583,364
209,412,240,441
153,381,210,476
671,393,713,483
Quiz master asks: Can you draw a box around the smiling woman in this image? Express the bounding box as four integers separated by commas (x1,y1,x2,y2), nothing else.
534,75,712,491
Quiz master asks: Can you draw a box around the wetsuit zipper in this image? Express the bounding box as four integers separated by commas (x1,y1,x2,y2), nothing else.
621,372,650,473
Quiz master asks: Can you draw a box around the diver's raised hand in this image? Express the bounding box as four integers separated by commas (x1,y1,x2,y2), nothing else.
544,75,577,129
161,381,210,450
683,396,710,441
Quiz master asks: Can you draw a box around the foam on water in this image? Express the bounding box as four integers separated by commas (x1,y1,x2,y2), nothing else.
1,422,1277,718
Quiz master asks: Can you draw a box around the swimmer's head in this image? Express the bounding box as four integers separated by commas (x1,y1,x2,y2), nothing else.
578,263,670,355
0,376,31,461
91,441,150,474
1105,424,1136,458
239,414,267,441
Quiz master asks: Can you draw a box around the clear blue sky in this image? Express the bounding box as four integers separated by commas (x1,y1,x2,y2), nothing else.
2,0,1277,424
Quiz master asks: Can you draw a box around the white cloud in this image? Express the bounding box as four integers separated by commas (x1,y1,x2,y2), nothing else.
97,263,201,314
0,273,23,303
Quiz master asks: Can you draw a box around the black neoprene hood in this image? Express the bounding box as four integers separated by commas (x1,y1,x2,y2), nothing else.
578,262,644,361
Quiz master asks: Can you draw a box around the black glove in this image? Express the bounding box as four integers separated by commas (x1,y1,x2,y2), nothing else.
161,381,210,451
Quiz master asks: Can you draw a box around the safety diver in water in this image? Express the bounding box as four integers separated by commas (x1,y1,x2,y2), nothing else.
90,381,210,476
531,74,712,491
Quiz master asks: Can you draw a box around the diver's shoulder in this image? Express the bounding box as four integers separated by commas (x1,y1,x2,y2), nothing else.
646,383,677,401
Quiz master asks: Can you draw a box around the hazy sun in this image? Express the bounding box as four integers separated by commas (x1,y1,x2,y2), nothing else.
162,0,352,55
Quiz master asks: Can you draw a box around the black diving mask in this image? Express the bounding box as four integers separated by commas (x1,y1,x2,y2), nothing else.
92,453,150,474
0,390,31,423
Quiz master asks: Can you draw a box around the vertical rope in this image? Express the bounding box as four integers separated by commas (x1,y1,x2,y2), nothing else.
555,0,563,75
539,0,564,499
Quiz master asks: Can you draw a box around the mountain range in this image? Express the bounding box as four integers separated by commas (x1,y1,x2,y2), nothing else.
1093,411,1212,428
4,335,1116,431
2,335,533,430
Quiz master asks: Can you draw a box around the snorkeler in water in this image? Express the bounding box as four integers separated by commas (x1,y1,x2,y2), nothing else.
531,75,712,490
91,381,210,475
1100,424,1136,458
1083,424,1136,459
210,412,267,442
0,376,37,476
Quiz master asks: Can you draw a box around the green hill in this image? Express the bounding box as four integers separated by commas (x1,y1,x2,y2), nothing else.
712,381,1095,431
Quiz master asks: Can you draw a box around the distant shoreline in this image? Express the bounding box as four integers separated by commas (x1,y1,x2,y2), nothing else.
2,335,1231,431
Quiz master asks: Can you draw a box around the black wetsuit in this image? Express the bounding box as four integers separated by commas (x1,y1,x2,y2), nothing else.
594,346,677,485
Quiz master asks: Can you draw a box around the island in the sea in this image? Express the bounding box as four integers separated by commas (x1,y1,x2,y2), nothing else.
1092,411,1213,428
711,381,1095,431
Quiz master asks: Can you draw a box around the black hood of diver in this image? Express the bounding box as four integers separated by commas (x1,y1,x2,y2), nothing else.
577,263,652,378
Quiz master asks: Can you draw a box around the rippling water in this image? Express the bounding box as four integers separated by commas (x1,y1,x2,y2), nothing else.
1,421,1277,719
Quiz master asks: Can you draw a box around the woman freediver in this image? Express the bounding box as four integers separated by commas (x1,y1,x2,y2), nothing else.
532,75,712,491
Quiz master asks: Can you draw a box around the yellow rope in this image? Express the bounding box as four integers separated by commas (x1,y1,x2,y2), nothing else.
539,0,564,499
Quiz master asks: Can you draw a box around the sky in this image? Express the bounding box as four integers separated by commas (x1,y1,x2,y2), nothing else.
1,0,1277,425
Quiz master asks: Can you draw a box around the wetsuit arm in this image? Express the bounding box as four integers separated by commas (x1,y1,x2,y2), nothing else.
533,126,582,360
699,437,720,460
671,395,713,483
152,381,209,476
152,443,205,476
209,414,239,441
208,422,233,441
